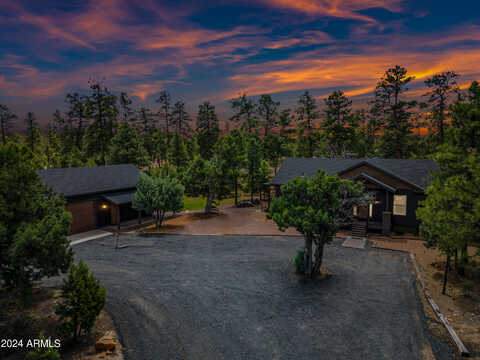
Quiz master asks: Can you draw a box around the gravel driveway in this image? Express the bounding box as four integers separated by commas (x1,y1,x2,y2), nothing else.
72,234,453,360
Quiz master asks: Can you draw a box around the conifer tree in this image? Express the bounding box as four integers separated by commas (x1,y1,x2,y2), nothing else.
156,90,172,139
230,93,258,135
0,104,16,144
450,81,480,152
25,112,41,154
137,107,157,163
216,130,246,206
424,71,459,144
119,92,134,123
84,81,118,165
373,65,415,158
66,92,88,149
257,94,279,136
196,101,220,159
168,132,188,170
171,100,192,137
0,143,72,303
322,90,357,157
45,123,63,168
56,261,106,340
107,121,148,167
296,91,319,157
246,136,264,202
278,108,294,137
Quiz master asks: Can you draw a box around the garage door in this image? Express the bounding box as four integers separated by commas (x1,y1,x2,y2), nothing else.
66,200,96,234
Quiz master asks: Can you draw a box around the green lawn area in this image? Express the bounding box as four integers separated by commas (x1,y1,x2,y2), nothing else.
183,196,206,210
183,196,237,211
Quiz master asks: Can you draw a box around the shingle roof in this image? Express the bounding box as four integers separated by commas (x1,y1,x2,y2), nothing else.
38,164,140,198
101,190,135,205
269,157,438,191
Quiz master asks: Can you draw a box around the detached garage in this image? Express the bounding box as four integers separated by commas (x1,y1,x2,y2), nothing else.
38,164,141,234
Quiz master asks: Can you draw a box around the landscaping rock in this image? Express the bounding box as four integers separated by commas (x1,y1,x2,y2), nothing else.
95,331,117,352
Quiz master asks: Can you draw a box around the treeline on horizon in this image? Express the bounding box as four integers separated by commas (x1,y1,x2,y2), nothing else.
0,65,479,184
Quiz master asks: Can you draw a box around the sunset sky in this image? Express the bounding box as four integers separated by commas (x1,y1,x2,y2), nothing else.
1,0,479,125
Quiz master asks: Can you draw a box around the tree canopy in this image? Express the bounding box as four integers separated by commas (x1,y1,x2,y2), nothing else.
0,143,72,301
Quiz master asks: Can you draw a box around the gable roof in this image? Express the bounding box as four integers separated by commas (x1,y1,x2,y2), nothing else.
38,164,140,198
269,157,438,191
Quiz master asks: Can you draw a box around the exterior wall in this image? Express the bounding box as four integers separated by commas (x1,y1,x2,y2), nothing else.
272,163,426,234
339,164,424,233
390,190,425,233
65,200,96,234
339,164,417,191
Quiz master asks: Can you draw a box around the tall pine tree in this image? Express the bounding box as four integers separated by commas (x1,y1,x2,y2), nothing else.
322,90,358,157
24,112,40,154
171,100,192,137
373,65,415,158
296,91,319,157
0,104,16,144
424,71,459,144
196,101,220,159
230,93,258,135
84,81,118,165
257,94,279,136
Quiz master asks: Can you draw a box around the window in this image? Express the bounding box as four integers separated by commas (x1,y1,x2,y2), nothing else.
353,206,357,216
393,195,407,216
369,203,373,218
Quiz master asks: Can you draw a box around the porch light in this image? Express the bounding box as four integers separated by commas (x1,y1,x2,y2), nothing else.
100,204,109,210
374,200,382,205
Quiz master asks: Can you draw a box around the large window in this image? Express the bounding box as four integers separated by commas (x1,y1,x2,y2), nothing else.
393,195,407,216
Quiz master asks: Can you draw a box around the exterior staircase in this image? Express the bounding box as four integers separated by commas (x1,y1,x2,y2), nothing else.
351,221,367,239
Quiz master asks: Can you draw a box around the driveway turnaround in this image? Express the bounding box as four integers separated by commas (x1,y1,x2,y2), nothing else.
72,234,453,360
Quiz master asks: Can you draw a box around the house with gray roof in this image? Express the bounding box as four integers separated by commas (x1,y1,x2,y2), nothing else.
269,157,438,234
38,164,141,234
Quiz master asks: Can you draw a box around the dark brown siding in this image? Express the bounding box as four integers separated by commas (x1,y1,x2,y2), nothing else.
391,190,425,233
339,164,417,191
66,200,96,234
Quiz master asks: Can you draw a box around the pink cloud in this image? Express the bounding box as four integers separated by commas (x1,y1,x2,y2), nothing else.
258,0,403,24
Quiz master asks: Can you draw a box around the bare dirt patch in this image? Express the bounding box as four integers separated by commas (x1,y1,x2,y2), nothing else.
373,236,480,359
0,286,122,360
139,204,300,236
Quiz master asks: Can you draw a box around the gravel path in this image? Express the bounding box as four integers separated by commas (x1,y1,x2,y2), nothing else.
71,234,453,360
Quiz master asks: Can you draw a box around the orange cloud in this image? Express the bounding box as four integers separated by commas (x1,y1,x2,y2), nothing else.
264,31,333,49
227,48,480,98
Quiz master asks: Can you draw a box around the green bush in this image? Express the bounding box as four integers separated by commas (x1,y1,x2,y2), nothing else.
26,334,60,360
461,281,475,297
55,261,106,341
293,248,305,274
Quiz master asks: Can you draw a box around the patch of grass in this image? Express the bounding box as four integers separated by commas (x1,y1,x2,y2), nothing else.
183,197,237,211
183,196,206,211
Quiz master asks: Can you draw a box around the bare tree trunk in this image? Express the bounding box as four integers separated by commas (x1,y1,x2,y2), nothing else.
458,244,468,276
234,176,238,206
205,185,216,214
313,242,325,276
442,254,450,295
454,248,458,274
158,210,166,228
304,235,313,277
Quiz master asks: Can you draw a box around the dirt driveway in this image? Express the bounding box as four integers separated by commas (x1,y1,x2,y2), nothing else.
142,205,300,236
70,234,453,360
